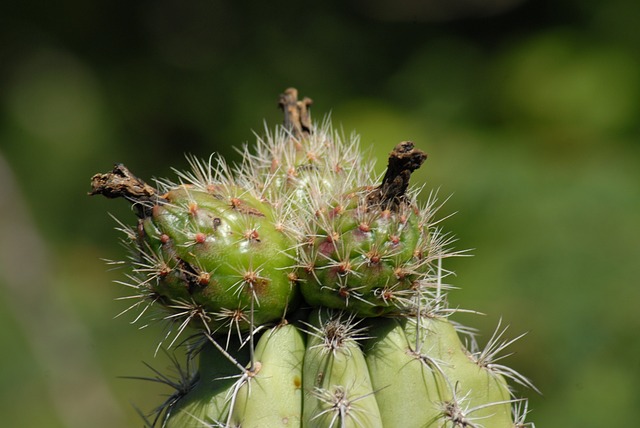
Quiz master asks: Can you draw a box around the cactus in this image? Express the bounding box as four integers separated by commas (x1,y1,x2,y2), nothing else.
91,88,536,427
91,163,299,346
302,309,383,428
296,142,441,318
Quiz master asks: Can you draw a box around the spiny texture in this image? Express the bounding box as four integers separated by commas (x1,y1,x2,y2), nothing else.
93,165,299,342
143,185,297,334
365,316,514,427
91,88,535,428
244,124,451,317
298,184,442,317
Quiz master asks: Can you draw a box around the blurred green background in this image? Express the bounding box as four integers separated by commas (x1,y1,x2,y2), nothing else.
1,0,639,426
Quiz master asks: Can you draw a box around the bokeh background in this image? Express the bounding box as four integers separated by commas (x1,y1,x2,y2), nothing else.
1,0,639,426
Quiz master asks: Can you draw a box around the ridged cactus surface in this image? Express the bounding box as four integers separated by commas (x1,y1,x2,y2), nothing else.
90,88,535,427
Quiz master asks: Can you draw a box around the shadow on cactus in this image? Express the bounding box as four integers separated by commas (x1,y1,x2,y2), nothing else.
90,88,537,427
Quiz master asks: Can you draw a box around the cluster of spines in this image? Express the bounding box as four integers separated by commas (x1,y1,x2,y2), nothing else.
106,176,298,349
92,89,536,427
109,117,447,341
132,285,536,427
125,218,532,428
296,188,460,317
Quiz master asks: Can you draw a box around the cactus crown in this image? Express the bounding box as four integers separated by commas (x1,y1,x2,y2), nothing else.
90,88,536,428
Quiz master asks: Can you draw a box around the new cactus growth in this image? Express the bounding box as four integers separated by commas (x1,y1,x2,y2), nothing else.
297,143,440,317
91,163,299,342
91,88,536,427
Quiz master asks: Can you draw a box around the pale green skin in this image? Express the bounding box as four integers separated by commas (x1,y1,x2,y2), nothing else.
165,316,515,428
231,323,305,427
365,317,513,428
364,318,449,427
302,309,383,428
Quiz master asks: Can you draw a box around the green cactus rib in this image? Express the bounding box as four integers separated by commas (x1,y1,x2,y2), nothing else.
401,317,514,426
162,316,522,428
90,88,535,428
365,317,515,428
364,318,450,427
230,323,305,427
302,309,383,428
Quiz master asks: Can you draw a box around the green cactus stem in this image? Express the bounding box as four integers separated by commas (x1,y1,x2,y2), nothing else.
90,88,536,428
230,322,305,427
302,309,383,428
366,316,515,428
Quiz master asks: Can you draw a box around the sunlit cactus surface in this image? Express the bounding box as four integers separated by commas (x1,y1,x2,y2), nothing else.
90,88,536,428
